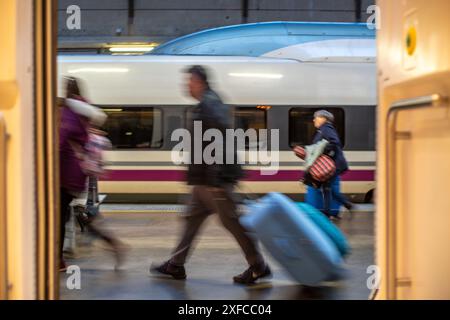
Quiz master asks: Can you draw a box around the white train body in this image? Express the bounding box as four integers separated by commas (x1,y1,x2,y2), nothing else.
57,53,376,202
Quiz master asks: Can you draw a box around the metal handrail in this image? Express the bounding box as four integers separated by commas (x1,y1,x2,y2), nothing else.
0,113,7,300
385,94,448,299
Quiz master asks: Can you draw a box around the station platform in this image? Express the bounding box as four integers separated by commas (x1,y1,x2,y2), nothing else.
60,205,374,300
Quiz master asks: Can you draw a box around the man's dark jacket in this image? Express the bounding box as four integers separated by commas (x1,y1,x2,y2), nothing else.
186,89,244,187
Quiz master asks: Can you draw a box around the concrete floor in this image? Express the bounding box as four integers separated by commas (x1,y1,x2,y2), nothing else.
60,209,374,300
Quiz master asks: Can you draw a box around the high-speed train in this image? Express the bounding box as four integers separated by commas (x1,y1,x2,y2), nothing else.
4,0,449,301
57,23,377,203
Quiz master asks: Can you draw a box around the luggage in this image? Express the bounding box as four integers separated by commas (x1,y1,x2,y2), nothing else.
296,202,350,257
293,139,329,170
293,144,336,188
241,193,345,286
308,154,336,182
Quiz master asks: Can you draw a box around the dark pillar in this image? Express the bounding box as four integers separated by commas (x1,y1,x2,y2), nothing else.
354,0,362,22
128,0,135,36
241,0,249,24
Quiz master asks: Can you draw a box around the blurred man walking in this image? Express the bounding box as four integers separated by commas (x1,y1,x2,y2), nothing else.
151,66,271,285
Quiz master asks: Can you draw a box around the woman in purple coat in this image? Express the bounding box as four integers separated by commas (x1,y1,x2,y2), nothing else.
59,77,126,271
59,77,90,271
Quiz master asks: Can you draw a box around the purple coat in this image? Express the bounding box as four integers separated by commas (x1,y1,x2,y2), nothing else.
59,104,89,192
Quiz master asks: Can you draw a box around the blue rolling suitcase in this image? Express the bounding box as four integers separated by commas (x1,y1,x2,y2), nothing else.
241,193,344,286
296,202,350,257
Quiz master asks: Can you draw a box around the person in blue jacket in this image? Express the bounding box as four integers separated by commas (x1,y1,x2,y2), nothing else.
312,110,354,219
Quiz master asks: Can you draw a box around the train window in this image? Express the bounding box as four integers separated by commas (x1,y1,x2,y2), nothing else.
345,106,376,151
185,106,268,150
101,107,163,149
289,108,345,147
184,107,195,130
234,107,267,149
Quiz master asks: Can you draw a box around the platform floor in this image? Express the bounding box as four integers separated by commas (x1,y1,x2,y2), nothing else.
60,208,374,300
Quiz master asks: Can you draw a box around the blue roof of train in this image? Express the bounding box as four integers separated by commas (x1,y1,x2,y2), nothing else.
150,21,375,56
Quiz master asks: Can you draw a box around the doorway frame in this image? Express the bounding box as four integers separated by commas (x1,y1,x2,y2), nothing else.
35,0,59,300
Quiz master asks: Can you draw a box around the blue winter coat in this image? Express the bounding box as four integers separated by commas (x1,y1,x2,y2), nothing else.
312,122,348,175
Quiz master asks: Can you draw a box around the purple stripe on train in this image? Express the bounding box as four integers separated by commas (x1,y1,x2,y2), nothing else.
101,170,375,182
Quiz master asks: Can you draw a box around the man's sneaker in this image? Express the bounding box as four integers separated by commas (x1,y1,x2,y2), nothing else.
233,264,272,285
150,261,187,280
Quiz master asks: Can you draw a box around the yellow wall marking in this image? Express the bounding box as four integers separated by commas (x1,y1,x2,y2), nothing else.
406,26,417,56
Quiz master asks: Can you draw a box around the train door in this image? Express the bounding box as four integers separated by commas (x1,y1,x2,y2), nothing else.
0,114,7,299
0,0,58,300
377,0,450,299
